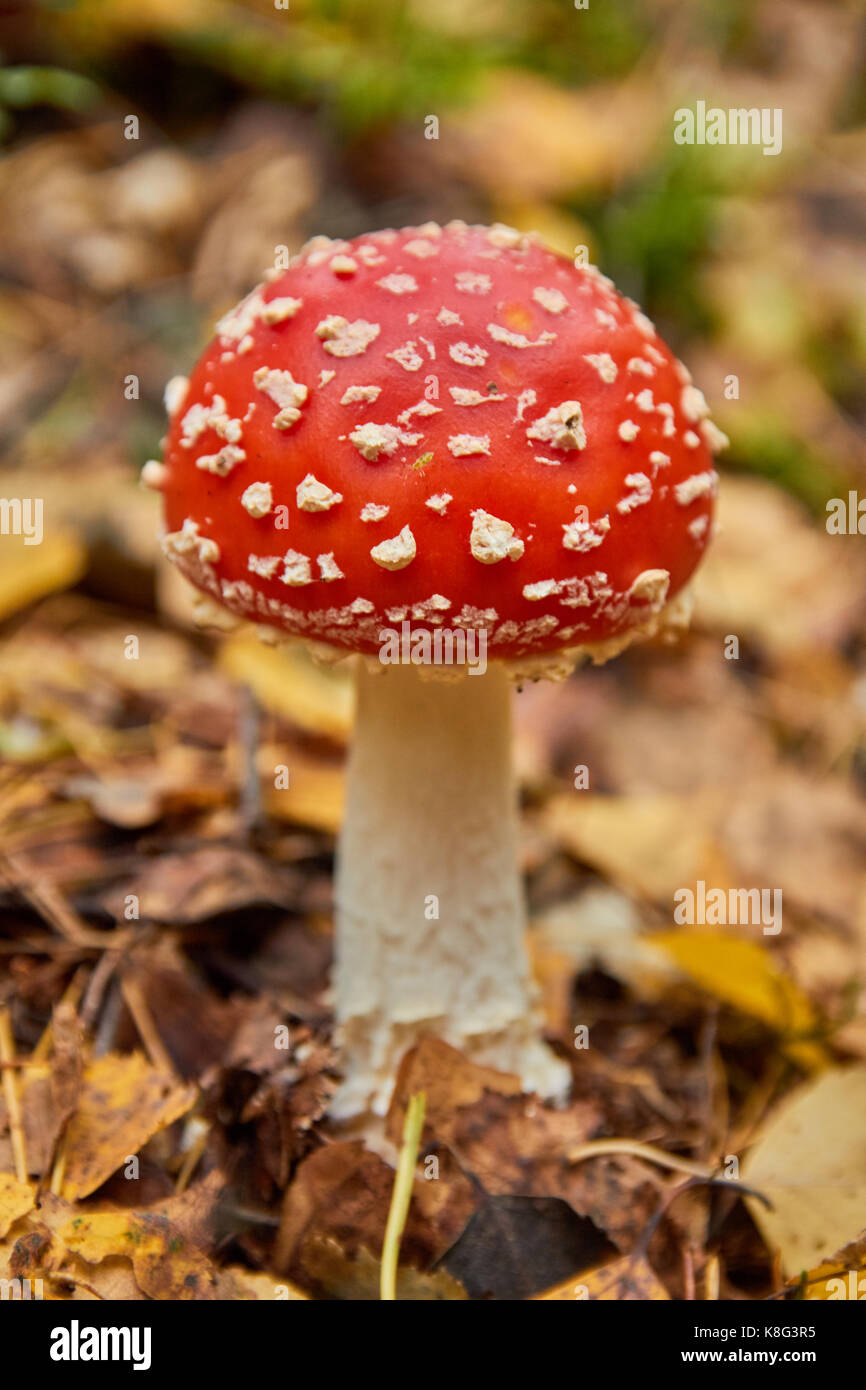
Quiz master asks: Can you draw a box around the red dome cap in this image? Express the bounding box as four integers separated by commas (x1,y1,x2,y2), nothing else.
157,222,725,668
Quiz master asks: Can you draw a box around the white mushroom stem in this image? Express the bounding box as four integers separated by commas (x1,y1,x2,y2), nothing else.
332,659,571,1119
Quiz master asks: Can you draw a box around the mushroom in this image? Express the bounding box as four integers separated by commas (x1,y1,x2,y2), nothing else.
152,221,726,1118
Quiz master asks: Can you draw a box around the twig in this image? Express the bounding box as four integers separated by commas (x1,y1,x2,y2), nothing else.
380,1091,426,1302
683,1245,696,1301
32,970,85,1063
237,685,263,839
0,849,126,949
93,978,123,1057
175,1119,210,1193
120,974,175,1074
0,1007,28,1181
47,1271,104,1300
50,1136,68,1198
79,949,123,1035
567,1138,714,1178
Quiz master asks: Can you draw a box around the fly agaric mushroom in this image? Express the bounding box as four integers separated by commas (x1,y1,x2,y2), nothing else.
151,221,726,1118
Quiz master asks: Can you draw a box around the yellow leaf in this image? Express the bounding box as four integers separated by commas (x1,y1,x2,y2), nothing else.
0,1173,35,1238
0,532,86,622
544,793,716,902
303,1238,465,1301
222,1266,309,1300
61,1209,218,1300
61,1053,196,1200
262,746,344,834
742,1067,866,1278
536,1256,669,1300
796,1244,866,1301
219,634,353,741
649,931,825,1072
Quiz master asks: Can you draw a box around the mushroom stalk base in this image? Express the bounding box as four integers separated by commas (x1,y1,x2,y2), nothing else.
332,660,570,1119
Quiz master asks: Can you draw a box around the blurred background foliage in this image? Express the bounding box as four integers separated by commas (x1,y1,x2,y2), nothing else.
0,0,864,520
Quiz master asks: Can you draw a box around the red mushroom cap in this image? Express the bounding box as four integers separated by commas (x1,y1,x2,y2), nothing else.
158,222,725,665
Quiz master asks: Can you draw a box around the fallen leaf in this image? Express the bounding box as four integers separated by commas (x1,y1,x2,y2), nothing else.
742,1066,866,1277
262,746,345,834
695,477,866,660
0,1174,35,1237
61,1052,196,1200
61,1209,219,1300
274,1141,393,1276
437,1195,614,1301
385,1036,522,1147
124,846,300,925
43,1000,84,1179
219,635,353,742
544,791,718,901
794,1229,866,1300
220,1265,309,1300
536,1254,670,1300
650,930,825,1071
0,1067,55,1177
0,532,86,622
300,1238,464,1301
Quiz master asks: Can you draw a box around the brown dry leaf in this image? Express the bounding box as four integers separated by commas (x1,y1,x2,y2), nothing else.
220,1265,309,1300
695,477,866,660
717,770,866,928
386,1040,665,1258
219,632,353,742
439,1194,614,1300
536,1255,670,1301
119,1170,226,1249
61,1052,196,1200
262,746,345,834
3,1222,70,1299
649,931,825,1072
301,1238,464,1301
50,1003,83,1119
545,771,866,929
0,1174,36,1237
125,845,300,925
742,1066,866,1278
275,1137,453,1292
275,1141,392,1275
52,1254,144,1301
385,1036,523,1147
0,532,86,623
0,1067,55,1176
43,1001,84,1177
543,791,718,902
